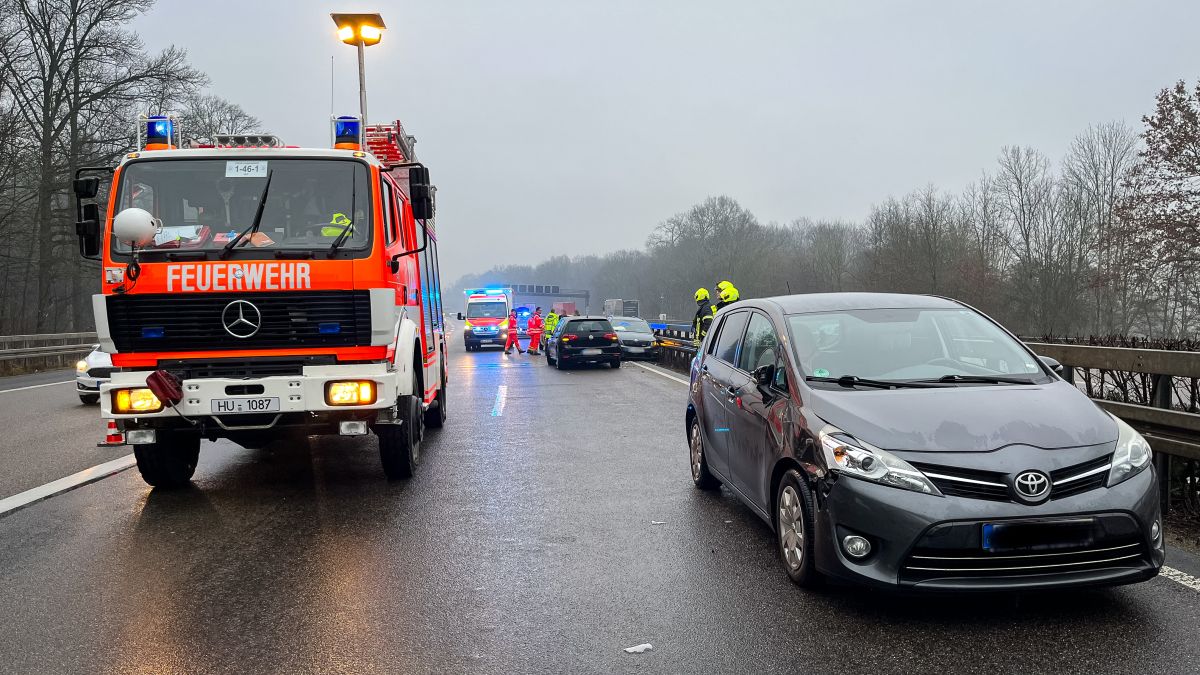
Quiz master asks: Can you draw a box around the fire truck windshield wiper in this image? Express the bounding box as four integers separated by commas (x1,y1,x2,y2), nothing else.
327,216,354,257
219,170,273,260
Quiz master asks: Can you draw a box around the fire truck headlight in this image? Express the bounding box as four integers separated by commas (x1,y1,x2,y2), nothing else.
326,381,377,406
112,388,163,413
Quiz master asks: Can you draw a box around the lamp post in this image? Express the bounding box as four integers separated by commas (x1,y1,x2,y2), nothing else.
331,13,386,124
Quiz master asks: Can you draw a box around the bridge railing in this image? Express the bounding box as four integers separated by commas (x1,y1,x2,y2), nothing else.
0,332,97,373
650,325,1199,514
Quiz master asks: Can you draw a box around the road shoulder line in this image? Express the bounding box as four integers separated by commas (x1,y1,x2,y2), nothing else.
1161,566,1200,593
0,454,135,519
631,361,690,385
0,380,73,394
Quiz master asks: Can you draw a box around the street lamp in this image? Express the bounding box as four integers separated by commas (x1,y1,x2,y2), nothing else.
330,12,386,125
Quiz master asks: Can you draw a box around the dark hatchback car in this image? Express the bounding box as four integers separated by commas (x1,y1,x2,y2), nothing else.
687,293,1163,591
610,316,661,361
546,316,622,369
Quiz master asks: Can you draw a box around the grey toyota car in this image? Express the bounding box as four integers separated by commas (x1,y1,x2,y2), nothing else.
686,293,1163,590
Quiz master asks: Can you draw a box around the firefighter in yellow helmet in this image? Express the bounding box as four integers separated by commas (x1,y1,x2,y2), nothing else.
713,281,740,312
692,288,714,347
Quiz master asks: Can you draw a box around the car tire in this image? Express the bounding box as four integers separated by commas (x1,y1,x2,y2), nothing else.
79,394,99,405
379,375,422,480
133,431,201,488
776,469,820,587
611,359,621,369
556,354,568,370
424,371,448,429
547,346,556,366
689,417,720,490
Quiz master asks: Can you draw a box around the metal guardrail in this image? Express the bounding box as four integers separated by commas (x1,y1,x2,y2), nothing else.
0,333,97,368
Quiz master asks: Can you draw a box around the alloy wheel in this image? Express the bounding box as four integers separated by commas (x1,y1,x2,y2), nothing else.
779,485,805,570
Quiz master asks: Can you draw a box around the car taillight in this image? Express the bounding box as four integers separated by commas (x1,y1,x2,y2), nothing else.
604,333,618,341
562,334,578,342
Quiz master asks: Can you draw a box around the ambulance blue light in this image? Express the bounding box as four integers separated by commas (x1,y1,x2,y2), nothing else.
318,322,342,334
141,326,165,339
484,289,504,295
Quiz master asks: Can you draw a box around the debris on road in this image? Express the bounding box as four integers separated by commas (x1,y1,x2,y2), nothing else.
650,520,666,525
624,643,653,654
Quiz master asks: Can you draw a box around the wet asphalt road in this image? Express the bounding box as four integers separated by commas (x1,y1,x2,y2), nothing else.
1,344,1199,674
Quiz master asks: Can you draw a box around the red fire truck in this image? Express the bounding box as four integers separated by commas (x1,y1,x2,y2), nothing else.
72,114,448,485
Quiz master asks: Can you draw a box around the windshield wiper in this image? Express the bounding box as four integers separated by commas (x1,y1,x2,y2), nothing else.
219,169,273,260
805,375,946,390
919,374,1037,385
329,166,356,258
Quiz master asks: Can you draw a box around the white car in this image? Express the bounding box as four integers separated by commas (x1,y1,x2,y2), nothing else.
75,346,112,405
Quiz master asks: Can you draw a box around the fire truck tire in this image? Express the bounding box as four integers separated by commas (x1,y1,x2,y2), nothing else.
379,382,422,480
133,432,201,488
424,369,448,429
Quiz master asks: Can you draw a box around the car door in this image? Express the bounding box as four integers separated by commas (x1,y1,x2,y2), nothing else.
699,310,750,480
726,311,788,509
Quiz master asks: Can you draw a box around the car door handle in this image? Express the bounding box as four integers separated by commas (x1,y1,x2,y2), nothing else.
726,385,738,398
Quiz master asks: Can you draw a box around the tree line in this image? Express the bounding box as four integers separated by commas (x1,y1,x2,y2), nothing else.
450,79,1200,340
0,0,262,335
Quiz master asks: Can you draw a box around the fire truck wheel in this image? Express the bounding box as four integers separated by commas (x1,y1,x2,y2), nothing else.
424,380,447,428
133,431,201,488
379,385,422,480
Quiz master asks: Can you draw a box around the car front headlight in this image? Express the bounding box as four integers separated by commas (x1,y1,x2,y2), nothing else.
1108,416,1152,487
819,426,942,496
76,360,89,373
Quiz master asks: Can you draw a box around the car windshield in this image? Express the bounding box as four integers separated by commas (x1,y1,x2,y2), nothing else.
467,302,507,319
564,320,613,333
611,318,651,333
111,158,371,255
787,308,1047,382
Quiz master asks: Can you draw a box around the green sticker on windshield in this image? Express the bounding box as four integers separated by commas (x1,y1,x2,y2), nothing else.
813,368,829,378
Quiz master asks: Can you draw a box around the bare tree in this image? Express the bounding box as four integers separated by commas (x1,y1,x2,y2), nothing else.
181,93,263,140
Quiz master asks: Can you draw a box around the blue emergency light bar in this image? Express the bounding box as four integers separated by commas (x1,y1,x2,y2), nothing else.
146,116,173,143
334,116,361,147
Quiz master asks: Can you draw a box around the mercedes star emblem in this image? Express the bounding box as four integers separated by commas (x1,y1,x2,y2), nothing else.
221,299,262,338
1013,470,1051,503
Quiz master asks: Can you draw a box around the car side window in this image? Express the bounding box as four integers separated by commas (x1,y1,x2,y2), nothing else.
738,312,779,373
713,311,749,365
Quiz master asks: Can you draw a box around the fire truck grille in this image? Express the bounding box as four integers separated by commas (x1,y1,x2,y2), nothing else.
107,291,373,352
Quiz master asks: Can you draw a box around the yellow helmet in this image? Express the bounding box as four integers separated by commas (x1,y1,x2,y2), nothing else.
719,286,740,303
694,287,710,303
716,280,733,292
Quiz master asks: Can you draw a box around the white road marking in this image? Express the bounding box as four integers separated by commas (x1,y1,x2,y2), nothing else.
631,361,690,386
1161,566,1200,593
0,379,73,394
491,385,508,417
0,454,135,519
630,360,1200,594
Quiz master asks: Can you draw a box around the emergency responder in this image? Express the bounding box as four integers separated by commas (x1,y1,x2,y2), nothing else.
714,281,740,311
503,309,524,354
543,308,560,348
692,288,714,347
527,307,545,355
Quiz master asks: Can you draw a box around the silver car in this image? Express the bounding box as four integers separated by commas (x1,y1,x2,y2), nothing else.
75,346,112,405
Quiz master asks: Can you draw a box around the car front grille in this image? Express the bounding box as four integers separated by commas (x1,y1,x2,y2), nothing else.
107,291,372,352
911,453,1113,503
900,514,1149,584
86,367,114,379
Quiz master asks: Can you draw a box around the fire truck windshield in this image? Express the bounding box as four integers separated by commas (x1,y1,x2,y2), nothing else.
110,158,371,256
466,301,507,319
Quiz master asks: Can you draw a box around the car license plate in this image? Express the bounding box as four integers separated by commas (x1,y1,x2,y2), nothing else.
627,346,645,353
981,519,1094,553
581,348,602,356
211,397,280,414
481,339,494,344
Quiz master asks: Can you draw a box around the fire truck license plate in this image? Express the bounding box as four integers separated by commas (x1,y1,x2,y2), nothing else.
211,397,280,414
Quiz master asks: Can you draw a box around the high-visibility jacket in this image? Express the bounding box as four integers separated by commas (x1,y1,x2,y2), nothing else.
693,304,714,345
528,313,544,335
544,312,560,335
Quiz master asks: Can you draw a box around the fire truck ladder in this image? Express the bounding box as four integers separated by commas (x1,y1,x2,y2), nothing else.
364,121,417,168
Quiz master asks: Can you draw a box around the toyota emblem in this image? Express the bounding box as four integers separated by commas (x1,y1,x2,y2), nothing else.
1013,470,1051,503
221,300,262,338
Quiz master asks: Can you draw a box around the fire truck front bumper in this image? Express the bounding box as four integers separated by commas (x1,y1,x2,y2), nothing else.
99,364,401,425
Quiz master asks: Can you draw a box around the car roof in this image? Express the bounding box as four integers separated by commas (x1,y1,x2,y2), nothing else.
608,316,648,321
751,292,964,315
561,315,611,321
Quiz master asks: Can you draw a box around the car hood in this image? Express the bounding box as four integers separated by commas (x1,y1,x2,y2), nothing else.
806,380,1116,452
617,331,655,343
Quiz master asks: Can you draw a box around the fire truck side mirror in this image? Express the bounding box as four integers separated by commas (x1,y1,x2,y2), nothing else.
409,166,434,220
76,203,101,258
73,177,100,200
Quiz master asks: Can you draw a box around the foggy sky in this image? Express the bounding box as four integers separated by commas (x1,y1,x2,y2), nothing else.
132,0,1200,284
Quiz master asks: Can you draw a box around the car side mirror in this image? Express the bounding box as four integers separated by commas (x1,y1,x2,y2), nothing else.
409,166,434,220
456,312,464,321
753,363,775,388
1038,355,1064,374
